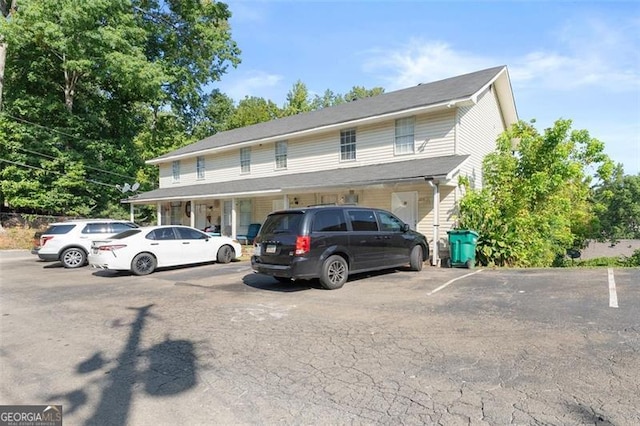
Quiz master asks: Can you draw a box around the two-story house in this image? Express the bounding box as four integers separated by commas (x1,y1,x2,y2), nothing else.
127,66,518,265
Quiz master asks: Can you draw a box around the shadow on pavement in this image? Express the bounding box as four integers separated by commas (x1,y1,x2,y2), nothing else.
47,304,198,426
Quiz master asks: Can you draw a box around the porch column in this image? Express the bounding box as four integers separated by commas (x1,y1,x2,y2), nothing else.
129,203,134,223
231,197,237,239
283,194,289,209
156,202,162,225
431,181,440,266
189,199,195,228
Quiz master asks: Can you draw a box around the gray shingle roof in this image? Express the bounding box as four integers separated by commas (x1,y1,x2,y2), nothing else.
129,155,469,203
153,66,506,161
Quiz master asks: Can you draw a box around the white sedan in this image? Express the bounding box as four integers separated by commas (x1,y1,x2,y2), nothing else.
88,225,242,275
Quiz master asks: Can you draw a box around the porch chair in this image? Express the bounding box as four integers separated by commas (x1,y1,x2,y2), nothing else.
237,223,261,245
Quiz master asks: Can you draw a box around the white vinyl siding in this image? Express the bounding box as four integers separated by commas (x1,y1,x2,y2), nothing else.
456,87,505,189
340,128,356,161
196,156,205,180
395,117,415,155
157,110,455,187
240,147,251,173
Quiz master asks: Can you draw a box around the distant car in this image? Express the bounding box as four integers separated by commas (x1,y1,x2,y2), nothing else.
251,205,429,289
33,219,139,268
88,225,242,275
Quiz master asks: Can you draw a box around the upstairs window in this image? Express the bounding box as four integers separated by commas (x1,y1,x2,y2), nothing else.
196,156,205,180
275,141,287,169
395,117,415,155
240,147,251,173
340,128,356,161
172,160,180,182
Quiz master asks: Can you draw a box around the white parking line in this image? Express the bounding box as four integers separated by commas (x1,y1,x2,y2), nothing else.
608,268,619,308
427,269,483,296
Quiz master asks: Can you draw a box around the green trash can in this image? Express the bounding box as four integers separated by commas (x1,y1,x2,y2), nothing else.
447,230,479,268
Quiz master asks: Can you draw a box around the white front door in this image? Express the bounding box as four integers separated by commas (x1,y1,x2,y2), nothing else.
392,192,418,230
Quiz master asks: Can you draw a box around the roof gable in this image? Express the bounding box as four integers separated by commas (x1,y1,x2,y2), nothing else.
151,66,515,163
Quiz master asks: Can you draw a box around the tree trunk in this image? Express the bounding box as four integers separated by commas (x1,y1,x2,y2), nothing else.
0,41,6,110
0,0,17,110
63,55,79,112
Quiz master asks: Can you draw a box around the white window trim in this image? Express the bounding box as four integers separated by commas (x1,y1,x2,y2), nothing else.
196,156,205,180
394,117,415,156
275,140,288,170
240,147,251,174
340,128,357,162
172,160,180,183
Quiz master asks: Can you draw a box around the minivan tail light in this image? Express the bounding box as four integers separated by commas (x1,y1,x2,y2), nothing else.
295,236,310,255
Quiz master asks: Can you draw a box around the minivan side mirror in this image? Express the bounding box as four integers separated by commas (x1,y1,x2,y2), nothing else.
402,223,410,232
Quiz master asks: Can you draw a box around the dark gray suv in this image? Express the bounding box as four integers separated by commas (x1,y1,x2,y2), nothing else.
251,205,429,289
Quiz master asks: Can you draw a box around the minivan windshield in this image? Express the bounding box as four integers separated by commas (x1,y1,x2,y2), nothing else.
261,213,304,235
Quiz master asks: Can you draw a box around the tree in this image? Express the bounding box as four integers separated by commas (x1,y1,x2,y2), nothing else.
343,86,385,102
133,0,241,131
225,96,282,130
0,0,240,216
592,167,640,240
282,80,312,116
192,89,236,140
457,119,614,267
4,0,167,112
0,0,16,110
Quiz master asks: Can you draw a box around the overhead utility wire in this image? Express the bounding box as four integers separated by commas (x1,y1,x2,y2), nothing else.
4,113,83,140
0,158,120,189
2,112,140,181
17,147,138,181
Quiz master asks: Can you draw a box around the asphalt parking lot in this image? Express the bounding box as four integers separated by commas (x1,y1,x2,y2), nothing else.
1,250,638,425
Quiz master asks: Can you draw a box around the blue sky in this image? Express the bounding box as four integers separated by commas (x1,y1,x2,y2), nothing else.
217,0,640,175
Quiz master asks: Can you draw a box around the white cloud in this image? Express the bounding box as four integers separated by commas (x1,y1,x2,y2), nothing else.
363,39,494,90
219,70,284,102
364,17,639,93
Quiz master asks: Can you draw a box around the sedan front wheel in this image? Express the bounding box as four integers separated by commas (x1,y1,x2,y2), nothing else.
217,245,234,263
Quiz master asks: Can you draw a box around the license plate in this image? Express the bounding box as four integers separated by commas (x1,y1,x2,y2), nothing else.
266,244,277,254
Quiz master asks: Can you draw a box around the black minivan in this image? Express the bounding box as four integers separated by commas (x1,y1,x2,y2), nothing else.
251,205,429,289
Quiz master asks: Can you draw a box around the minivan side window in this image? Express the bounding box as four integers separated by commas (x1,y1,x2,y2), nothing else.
312,210,347,232
377,211,404,232
348,210,378,231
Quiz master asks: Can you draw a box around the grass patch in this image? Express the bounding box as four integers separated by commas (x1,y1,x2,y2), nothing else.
557,251,640,268
0,226,42,250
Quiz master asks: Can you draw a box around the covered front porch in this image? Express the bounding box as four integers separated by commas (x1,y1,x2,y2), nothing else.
126,155,469,265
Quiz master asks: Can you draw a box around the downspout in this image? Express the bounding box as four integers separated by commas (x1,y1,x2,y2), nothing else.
428,179,440,266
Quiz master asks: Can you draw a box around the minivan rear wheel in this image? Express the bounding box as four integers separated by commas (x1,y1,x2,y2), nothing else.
320,255,348,290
